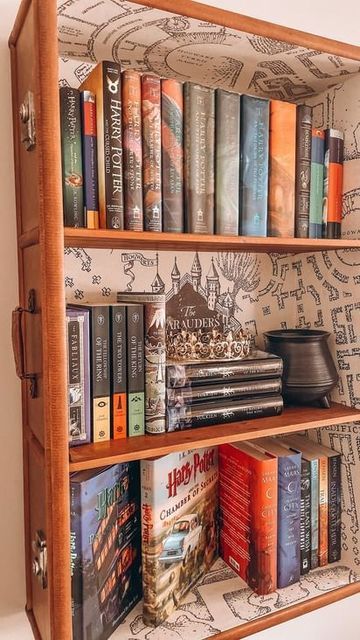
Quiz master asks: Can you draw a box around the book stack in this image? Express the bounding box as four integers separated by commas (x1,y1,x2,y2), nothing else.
219,434,341,594
166,350,284,431
60,62,344,240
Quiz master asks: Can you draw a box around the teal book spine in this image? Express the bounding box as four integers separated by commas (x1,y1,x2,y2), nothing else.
240,95,269,237
309,128,325,238
126,305,145,436
215,89,240,235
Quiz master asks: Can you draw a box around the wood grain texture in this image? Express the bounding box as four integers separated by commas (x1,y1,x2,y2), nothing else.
69,402,360,471
64,227,360,253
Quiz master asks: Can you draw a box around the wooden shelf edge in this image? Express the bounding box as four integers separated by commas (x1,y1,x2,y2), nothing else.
64,228,360,253
69,402,360,472
211,580,360,640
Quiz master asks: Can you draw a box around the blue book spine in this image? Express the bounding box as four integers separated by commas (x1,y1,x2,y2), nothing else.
277,452,301,588
309,128,325,239
240,95,269,237
310,458,319,569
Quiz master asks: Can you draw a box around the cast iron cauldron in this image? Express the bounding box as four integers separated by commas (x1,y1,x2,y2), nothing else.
263,329,338,408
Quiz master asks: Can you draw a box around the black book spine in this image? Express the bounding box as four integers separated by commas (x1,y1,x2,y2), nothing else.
103,61,124,229
295,104,312,238
60,87,84,227
300,458,312,574
167,377,282,406
70,482,82,638
90,306,110,442
126,305,145,436
167,395,283,431
328,454,341,563
166,358,283,388
110,305,127,440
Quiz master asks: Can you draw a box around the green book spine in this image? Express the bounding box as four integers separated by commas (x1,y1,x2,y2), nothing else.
126,305,145,436
60,87,84,227
309,128,325,238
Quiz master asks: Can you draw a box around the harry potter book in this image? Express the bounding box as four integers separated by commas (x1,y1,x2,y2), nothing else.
122,70,143,231
110,305,127,440
125,304,145,436
215,89,240,236
323,128,344,239
184,83,215,234
309,128,325,238
80,61,124,229
66,306,91,446
295,104,312,238
239,95,269,237
60,87,84,227
142,74,162,232
167,377,282,406
268,99,296,237
161,78,184,232
80,90,99,229
219,442,278,595
70,463,142,640
117,293,166,434
141,447,218,626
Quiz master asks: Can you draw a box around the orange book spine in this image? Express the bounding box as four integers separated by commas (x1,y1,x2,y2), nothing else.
112,392,127,440
318,455,329,566
268,99,296,237
323,128,344,239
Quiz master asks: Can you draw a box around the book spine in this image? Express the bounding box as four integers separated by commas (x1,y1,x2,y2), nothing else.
66,311,91,446
268,100,296,237
295,104,312,237
184,83,215,234
161,78,184,232
90,306,110,442
323,129,344,239
127,305,145,436
110,306,127,440
310,458,319,569
300,457,311,574
102,61,124,229
277,454,301,588
143,300,166,434
167,395,283,431
140,459,157,625
239,95,269,237
80,91,99,229
70,482,82,639
215,89,240,236
318,455,329,566
122,70,143,231
309,128,325,238
166,358,283,388
254,458,278,595
60,87,84,227
142,74,162,232
328,454,341,563
167,377,282,406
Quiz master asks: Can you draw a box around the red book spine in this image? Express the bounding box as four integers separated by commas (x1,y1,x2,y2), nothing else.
122,70,143,231
142,74,162,232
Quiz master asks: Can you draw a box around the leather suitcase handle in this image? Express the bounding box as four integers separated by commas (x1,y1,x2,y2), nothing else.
11,290,37,398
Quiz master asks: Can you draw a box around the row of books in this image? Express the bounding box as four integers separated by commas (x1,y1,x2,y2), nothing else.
60,60,344,240
70,436,341,638
220,434,341,594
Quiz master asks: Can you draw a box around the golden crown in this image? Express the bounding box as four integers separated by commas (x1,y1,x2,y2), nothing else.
166,327,252,361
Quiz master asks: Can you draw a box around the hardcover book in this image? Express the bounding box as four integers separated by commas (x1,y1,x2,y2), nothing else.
141,447,218,626
80,90,99,229
60,87,84,227
142,75,162,232
167,395,283,431
110,305,127,440
323,128,344,239
239,95,269,237
125,304,145,436
80,61,124,229
161,78,184,232
166,350,283,388
254,438,301,588
167,377,282,406
117,293,166,434
66,306,91,446
70,463,142,640
309,128,325,238
184,82,215,234
295,104,312,238
268,99,296,237
215,89,240,236
122,70,143,231
219,442,278,595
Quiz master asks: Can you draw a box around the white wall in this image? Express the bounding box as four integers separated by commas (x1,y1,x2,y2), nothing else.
1,0,360,638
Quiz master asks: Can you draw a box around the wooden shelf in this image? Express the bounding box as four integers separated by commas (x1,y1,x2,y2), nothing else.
64,228,360,253
69,402,360,472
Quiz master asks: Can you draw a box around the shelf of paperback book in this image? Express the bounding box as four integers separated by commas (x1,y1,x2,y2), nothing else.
63,228,360,253
69,401,360,472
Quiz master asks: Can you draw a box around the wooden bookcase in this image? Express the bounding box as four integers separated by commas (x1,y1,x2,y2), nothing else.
9,1,360,639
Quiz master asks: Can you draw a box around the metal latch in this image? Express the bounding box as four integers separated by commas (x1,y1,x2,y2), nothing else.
32,530,47,589
19,91,36,151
